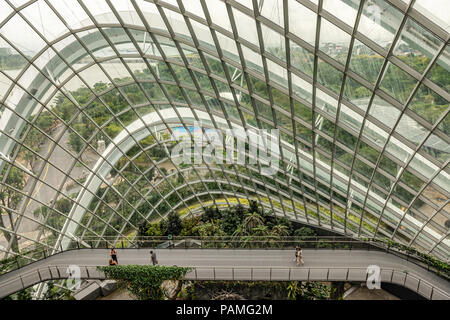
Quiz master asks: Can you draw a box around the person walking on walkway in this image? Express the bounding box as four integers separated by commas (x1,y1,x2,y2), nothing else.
150,250,158,265
110,247,118,264
297,246,304,266
294,245,300,262
109,258,118,266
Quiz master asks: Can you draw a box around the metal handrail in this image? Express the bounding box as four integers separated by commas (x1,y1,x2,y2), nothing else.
183,266,449,300
0,265,448,300
2,236,447,281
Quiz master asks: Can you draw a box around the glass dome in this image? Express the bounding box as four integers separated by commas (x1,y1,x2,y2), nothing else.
0,0,448,263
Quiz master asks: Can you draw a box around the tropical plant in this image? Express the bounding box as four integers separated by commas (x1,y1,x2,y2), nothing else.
163,211,183,236
98,265,193,300
241,212,264,234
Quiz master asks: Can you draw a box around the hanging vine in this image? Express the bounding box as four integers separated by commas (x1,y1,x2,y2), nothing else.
98,265,193,300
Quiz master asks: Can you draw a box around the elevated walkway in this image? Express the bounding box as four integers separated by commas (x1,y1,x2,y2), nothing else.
0,249,449,300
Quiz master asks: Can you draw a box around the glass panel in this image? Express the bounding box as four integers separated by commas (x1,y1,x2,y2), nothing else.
259,0,284,27
21,0,69,42
426,45,450,94
349,39,384,85
232,8,259,47
81,0,119,24
394,18,442,74
288,0,317,45
206,0,232,33
317,59,343,94
290,44,314,78
0,14,47,57
414,0,450,33
379,62,418,104
261,24,285,62
408,84,448,126
343,76,372,111
319,18,351,64
394,113,427,147
358,0,403,49
369,95,400,128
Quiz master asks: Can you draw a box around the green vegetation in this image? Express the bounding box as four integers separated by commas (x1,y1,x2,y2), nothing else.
19,53,448,246
287,281,331,300
34,197,73,238
371,238,450,279
139,201,301,245
3,280,74,300
0,53,28,70
98,265,193,300
186,280,330,300
0,166,24,252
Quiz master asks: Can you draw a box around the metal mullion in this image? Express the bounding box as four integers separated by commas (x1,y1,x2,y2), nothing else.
86,157,151,245
228,26,278,214
422,77,450,103
363,38,448,241
329,0,365,233
169,183,292,218
168,190,285,222
287,31,315,56
148,5,229,211
0,201,67,246
405,6,450,41
64,106,163,243
196,0,254,204
320,8,353,35
392,159,450,245
107,149,170,222
112,150,191,234
316,50,346,73
218,0,276,214
133,162,278,236
104,83,191,216
353,31,390,60
268,0,306,221
427,222,450,256
295,0,317,13
252,0,290,220
8,20,166,247
0,32,105,239
309,0,324,227
342,0,416,236
130,1,219,212
255,15,285,37
82,4,195,221
0,112,111,253
125,7,214,219
172,0,245,207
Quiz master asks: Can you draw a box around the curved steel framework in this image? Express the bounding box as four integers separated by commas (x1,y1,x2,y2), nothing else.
0,0,448,264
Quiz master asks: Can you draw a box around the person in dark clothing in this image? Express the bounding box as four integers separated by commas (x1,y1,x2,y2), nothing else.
109,258,118,266
110,248,118,264
150,250,158,265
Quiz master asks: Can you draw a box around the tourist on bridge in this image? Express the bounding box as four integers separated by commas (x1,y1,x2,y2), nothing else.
294,245,300,262
150,250,159,265
297,246,304,266
109,258,118,266
110,247,118,264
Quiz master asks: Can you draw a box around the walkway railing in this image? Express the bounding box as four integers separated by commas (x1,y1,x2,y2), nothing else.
0,265,448,300
185,266,449,300
2,236,448,281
